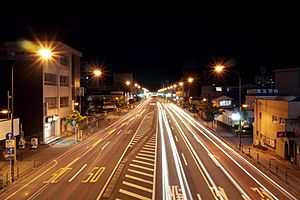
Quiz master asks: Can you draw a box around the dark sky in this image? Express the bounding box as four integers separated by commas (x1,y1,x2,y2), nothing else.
1,12,300,90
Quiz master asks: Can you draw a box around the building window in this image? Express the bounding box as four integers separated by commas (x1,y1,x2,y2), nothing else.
259,112,262,119
60,97,69,107
220,100,231,106
45,97,57,109
60,75,69,86
60,55,69,66
279,117,286,125
45,73,57,86
272,115,278,123
215,87,222,92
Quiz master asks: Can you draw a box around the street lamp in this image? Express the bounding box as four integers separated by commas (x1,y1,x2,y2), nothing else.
187,77,194,98
9,47,53,183
214,65,242,150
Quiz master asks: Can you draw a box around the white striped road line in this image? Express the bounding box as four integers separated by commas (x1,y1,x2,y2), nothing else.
128,169,153,177
175,135,178,142
145,144,155,148
129,145,133,147
68,164,87,182
135,156,154,162
101,141,110,151
132,160,154,166
129,164,154,172
137,153,155,158
197,194,202,200
171,126,174,130
122,181,153,193
147,142,155,145
125,174,153,184
140,150,155,154
116,130,122,135
119,189,151,200
142,147,155,151
181,153,188,166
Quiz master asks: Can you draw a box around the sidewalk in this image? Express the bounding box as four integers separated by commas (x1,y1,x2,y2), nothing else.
199,117,300,195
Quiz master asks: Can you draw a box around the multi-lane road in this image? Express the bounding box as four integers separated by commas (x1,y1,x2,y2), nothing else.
0,97,298,200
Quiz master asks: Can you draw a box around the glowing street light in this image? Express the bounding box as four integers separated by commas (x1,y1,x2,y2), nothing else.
179,82,184,86
125,81,131,86
93,69,102,77
38,48,53,59
188,77,194,83
215,65,225,73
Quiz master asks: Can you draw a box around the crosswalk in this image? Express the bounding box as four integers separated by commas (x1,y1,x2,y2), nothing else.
116,134,157,200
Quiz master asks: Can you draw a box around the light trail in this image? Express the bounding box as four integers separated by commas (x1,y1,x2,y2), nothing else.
169,103,297,200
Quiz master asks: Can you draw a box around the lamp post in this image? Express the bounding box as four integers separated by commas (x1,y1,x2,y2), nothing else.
215,65,242,150
9,47,52,183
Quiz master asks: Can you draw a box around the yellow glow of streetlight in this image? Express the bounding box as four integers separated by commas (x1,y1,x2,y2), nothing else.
215,65,225,73
125,81,131,86
93,69,102,77
138,86,141,89
173,84,177,88
38,48,53,59
134,83,138,87
203,98,207,102
179,82,184,86
242,104,248,108
1,110,9,114
74,102,79,106
188,78,194,83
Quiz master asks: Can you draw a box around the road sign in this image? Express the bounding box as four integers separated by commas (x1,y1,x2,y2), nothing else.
6,132,14,140
72,120,76,126
6,148,14,155
5,140,15,148
214,114,219,120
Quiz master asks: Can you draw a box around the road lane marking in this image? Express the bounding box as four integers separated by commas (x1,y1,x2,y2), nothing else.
132,159,154,166
116,129,122,134
181,153,188,166
122,181,153,193
197,194,202,200
145,144,155,148
171,126,174,130
68,164,87,182
128,169,153,177
137,153,155,158
130,164,154,171
90,167,106,182
119,189,151,200
140,150,155,154
101,141,110,151
142,147,155,151
175,135,178,142
96,112,150,199
125,174,153,184
135,156,154,162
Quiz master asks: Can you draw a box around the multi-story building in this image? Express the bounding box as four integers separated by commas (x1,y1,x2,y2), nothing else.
0,41,81,144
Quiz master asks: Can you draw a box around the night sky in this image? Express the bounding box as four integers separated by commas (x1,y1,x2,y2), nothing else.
1,12,300,90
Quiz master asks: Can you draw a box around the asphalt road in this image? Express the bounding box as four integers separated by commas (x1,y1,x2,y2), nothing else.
0,99,153,200
0,98,298,200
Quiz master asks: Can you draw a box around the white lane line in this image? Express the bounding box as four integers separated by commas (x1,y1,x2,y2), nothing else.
181,153,188,166
135,156,154,162
96,112,150,200
125,174,153,184
119,189,151,200
128,169,153,177
197,194,202,200
129,164,154,171
145,144,155,148
68,164,87,182
101,141,110,151
140,150,155,154
142,147,155,151
122,181,153,193
171,126,174,130
116,130,122,135
152,114,158,200
137,153,155,158
175,135,179,142
3,160,58,200
132,160,154,166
